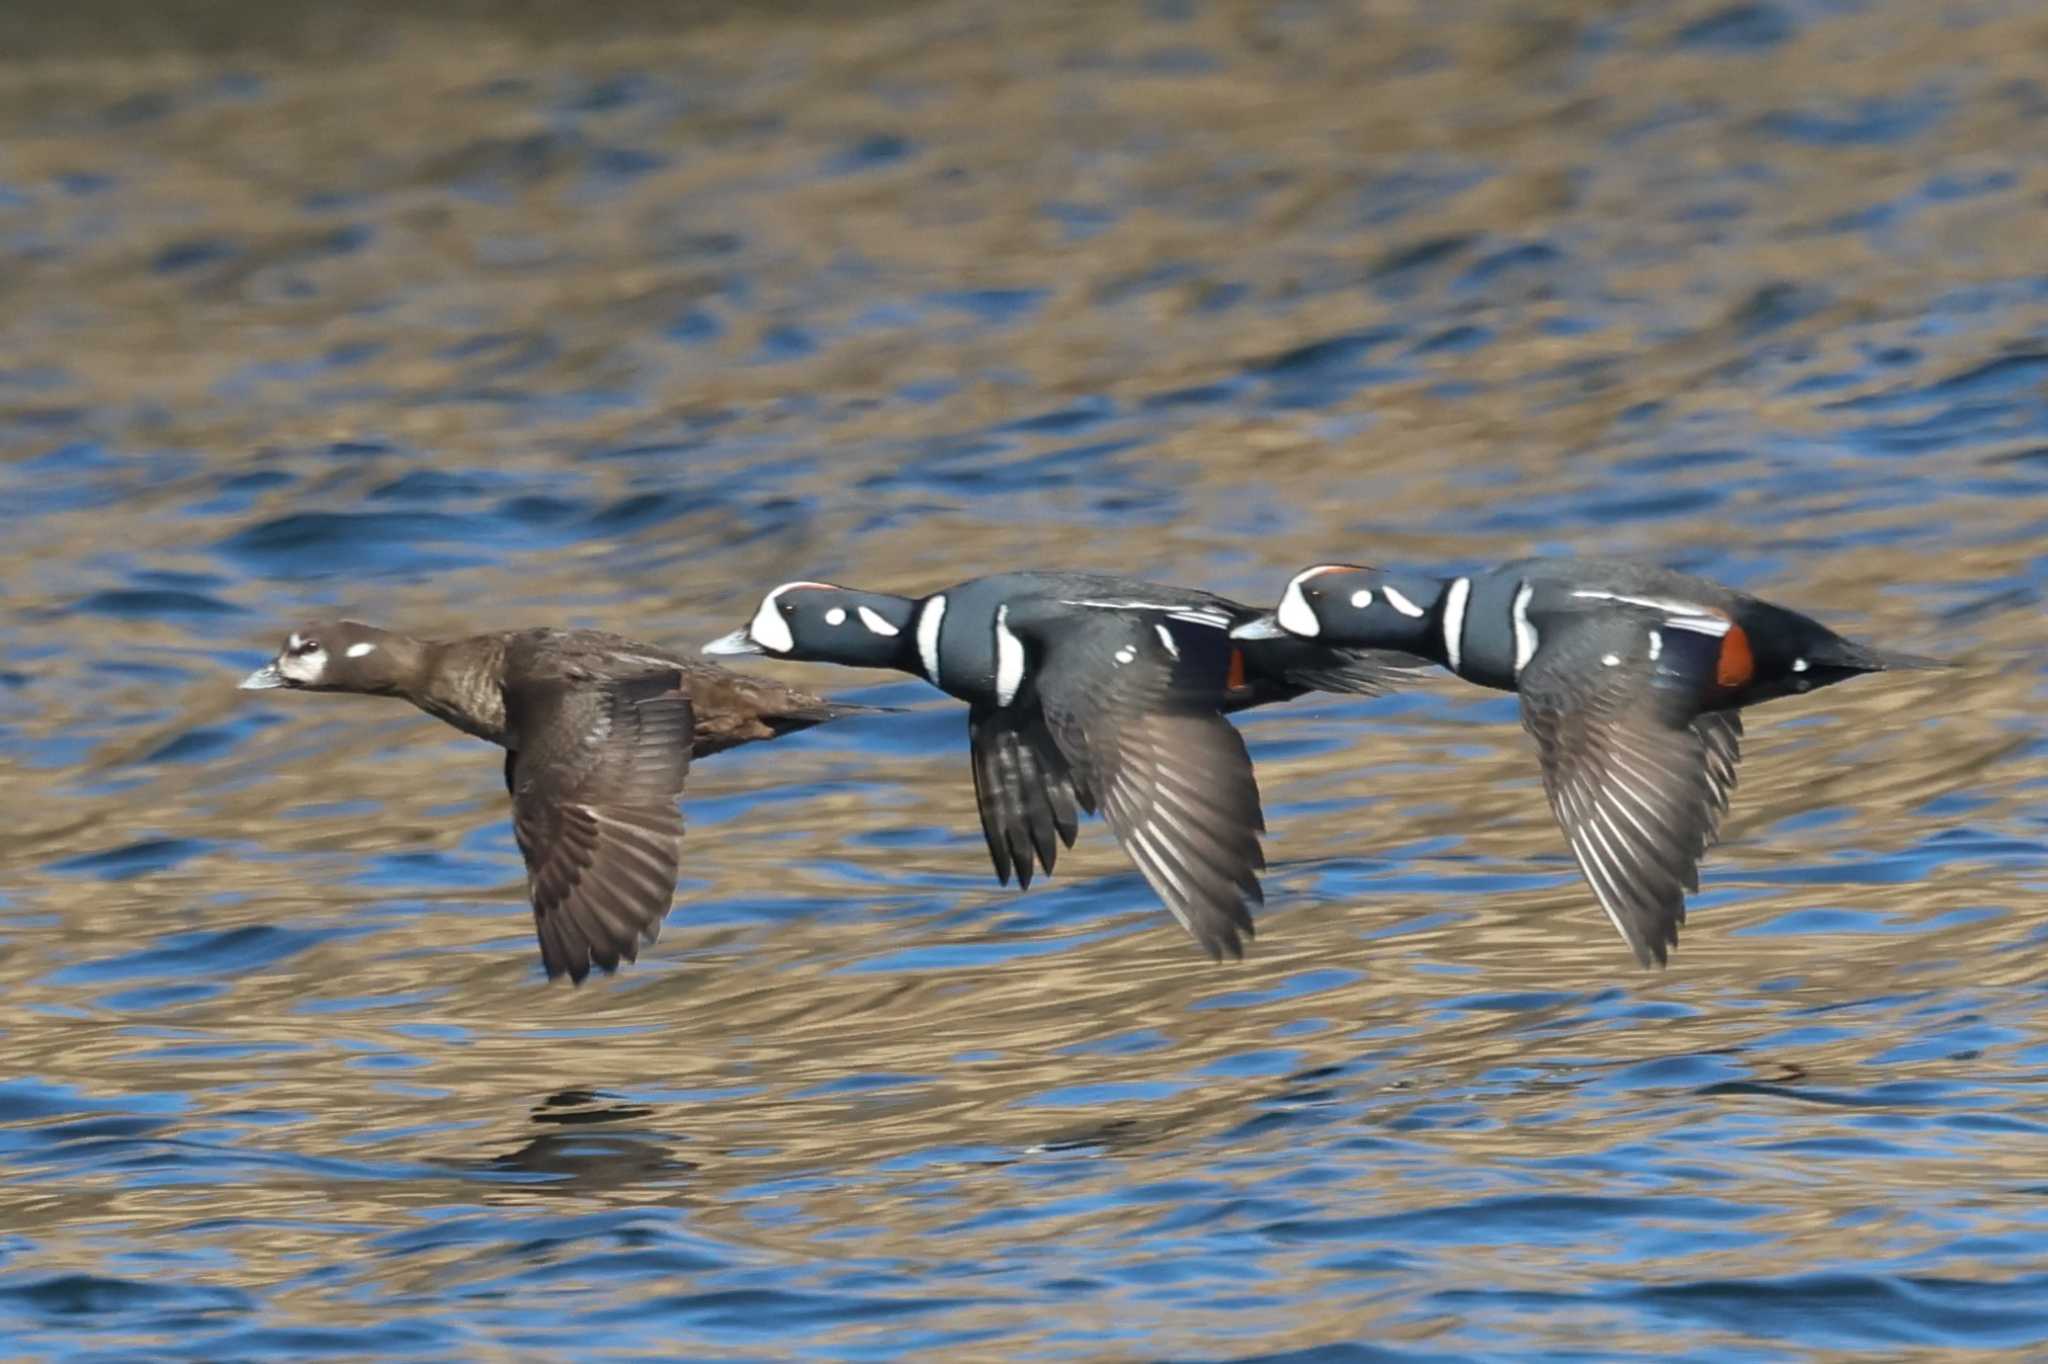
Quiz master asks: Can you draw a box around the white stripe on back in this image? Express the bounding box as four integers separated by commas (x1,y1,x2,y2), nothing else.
1571,588,1730,636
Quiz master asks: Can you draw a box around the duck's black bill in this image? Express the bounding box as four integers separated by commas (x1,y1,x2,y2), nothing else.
239,663,287,690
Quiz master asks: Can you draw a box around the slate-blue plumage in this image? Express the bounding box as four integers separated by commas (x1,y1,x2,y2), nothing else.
1237,557,1946,965
708,571,1421,959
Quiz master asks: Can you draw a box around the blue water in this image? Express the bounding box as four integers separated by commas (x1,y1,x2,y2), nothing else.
1,0,2044,1358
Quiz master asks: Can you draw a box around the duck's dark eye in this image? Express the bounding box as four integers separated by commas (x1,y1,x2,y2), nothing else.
293,639,321,656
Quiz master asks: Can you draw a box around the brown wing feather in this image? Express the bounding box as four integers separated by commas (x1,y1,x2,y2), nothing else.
504,672,692,983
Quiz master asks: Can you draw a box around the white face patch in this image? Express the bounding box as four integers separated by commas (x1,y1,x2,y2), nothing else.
279,645,328,684
1381,586,1426,619
1275,573,1323,638
1114,645,1136,665
1792,657,1809,673
1153,623,1179,659
1511,581,1539,676
1441,576,1471,673
1350,588,1374,610
993,604,1026,706
345,641,377,658
1601,653,1621,667
824,607,848,626
748,583,807,654
1649,630,1664,662
916,594,948,681
857,606,900,637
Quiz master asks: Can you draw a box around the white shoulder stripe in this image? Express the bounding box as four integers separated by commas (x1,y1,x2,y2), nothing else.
916,594,948,682
993,604,1025,706
1511,581,1539,676
1441,576,1471,673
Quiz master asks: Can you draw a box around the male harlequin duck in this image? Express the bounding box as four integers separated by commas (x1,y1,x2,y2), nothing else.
239,621,869,984
1234,558,1946,966
705,572,1423,960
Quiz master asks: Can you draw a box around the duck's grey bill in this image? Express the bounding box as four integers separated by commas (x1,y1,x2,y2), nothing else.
1228,615,1290,641
239,663,286,690
701,629,763,656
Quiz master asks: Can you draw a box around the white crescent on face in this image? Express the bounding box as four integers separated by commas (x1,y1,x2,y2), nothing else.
749,580,837,654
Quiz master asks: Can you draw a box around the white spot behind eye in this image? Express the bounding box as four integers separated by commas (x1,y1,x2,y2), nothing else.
1601,653,1620,667
346,641,377,658
824,607,848,626
1792,657,1809,672
857,606,900,637
1114,646,1136,664
1350,589,1374,609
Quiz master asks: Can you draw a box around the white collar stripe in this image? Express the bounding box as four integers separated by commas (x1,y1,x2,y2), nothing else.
916,595,948,682
1441,577,1471,673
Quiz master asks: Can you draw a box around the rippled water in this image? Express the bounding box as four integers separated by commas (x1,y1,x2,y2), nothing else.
2,0,2044,1358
